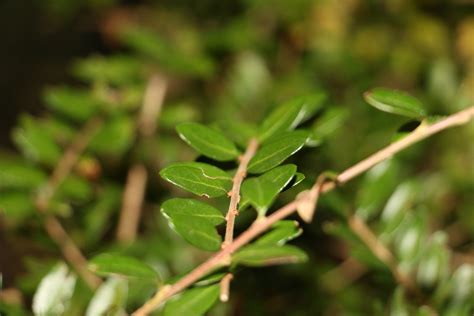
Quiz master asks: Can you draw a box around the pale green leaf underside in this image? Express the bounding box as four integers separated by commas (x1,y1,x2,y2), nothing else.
233,244,308,267
163,284,220,316
160,162,232,198
177,122,240,161
248,131,308,173
364,88,426,118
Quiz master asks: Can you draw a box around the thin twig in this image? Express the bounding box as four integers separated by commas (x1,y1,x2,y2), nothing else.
116,75,167,243
133,106,474,316
320,257,367,293
219,273,233,302
35,117,103,289
223,138,259,248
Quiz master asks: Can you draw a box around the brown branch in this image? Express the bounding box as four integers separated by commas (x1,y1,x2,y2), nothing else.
116,75,167,243
36,117,103,289
219,273,233,302
133,106,474,316
223,138,259,248
320,257,367,293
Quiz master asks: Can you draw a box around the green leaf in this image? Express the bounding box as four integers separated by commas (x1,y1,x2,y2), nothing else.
256,221,302,246
12,115,62,166
364,88,426,118
311,106,349,143
217,120,257,148
293,172,306,186
72,54,143,85
163,284,220,316
89,253,159,280
0,160,46,190
56,175,93,203
43,87,100,121
259,93,326,142
0,192,35,225
176,123,240,161
241,165,297,215
160,162,232,198
89,115,134,156
233,244,308,267
32,263,77,316
85,277,127,316
161,198,224,251
248,131,308,174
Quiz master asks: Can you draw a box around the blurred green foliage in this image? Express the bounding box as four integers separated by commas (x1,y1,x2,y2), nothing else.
0,0,473,315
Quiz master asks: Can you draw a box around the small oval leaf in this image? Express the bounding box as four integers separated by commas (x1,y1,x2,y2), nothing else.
163,284,220,316
161,198,225,225
248,131,308,174
256,221,302,246
160,162,232,198
89,253,159,280
85,277,128,316
364,88,426,118
177,122,240,161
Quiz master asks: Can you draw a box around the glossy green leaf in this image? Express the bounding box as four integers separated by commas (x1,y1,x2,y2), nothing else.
259,93,326,142
0,160,46,190
43,87,100,121
364,88,426,118
176,123,240,161
241,164,297,215
162,199,224,251
256,221,302,246
85,277,127,316
163,284,220,316
32,263,76,316
248,131,308,174
89,253,159,280
12,115,62,166
160,162,232,198
293,172,306,186
89,115,134,156
233,244,308,267
217,120,257,148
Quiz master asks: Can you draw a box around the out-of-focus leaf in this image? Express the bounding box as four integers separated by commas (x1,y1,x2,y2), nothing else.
72,54,143,85
292,172,305,186
43,87,100,121
217,120,257,149
417,232,450,288
160,103,201,129
232,244,308,267
176,123,240,161
241,164,297,215
311,106,349,143
364,88,426,118
0,160,46,190
89,115,134,156
0,192,35,225
380,181,419,233
160,162,232,198
163,284,220,316
32,263,77,316
85,277,127,316
256,220,302,246
450,264,474,305
56,175,93,203
259,93,326,142
89,253,159,280
161,198,224,251
248,131,308,173
389,287,410,316
12,115,62,166
194,273,226,287
84,185,121,244
355,160,400,220
120,26,214,77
